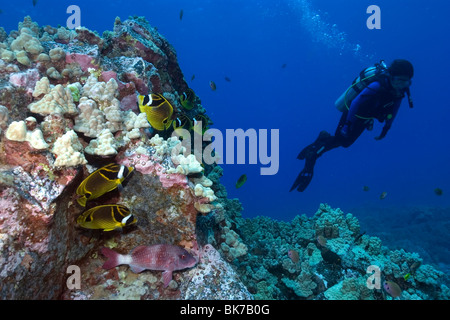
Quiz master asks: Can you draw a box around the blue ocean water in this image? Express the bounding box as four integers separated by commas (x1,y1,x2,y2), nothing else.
2,1,449,269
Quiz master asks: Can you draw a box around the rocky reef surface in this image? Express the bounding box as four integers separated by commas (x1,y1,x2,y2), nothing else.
0,17,448,300
234,203,449,300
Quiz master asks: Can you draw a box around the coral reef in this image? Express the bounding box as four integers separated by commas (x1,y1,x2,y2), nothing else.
0,16,245,300
354,205,450,276
232,203,449,300
0,16,448,300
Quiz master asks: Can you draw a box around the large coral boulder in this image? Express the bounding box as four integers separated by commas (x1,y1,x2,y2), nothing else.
0,16,250,300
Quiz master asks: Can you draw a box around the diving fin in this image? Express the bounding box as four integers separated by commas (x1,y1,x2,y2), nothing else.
292,131,331,192
290,169,314,192
290,156,316,192
297,131,331,160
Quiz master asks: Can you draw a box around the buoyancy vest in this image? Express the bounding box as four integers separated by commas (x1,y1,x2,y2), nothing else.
335,60,413,113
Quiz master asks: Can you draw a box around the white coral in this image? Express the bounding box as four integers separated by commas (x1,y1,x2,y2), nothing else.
46,67,62,80
73,97,107,137
15,50,31,66
52,130,87,167
48,47,65,61
32,77,51,97
74,75,147,139
1,50,15,62
5,120,49,150
149,135,182,161
190,175,213,187
194,183,217,202
28,84,77,116
169,154,204,175
82,74,118,109
103,98,123,133
126,128,141,139
10,27,44,55
5,120,27,141
26,128,49,150
85,129,118,156
148,135,205,175
123,111,150,131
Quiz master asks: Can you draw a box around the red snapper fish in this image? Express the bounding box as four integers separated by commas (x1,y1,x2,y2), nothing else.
101,244,198,287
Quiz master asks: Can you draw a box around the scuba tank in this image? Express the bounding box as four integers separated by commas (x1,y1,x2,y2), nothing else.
335,60,388,112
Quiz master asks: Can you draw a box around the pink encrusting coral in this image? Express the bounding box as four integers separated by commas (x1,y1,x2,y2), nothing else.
0,188,22,235
0,187,50,257
159,172,188,189
65,53,98,72
99,70,118,83
9,68,41,94
118,153,188,189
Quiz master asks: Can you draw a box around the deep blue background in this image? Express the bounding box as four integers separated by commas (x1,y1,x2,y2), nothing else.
2,0,449,223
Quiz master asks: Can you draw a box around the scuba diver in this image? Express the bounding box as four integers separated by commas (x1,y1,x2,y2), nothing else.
290,59,414,192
